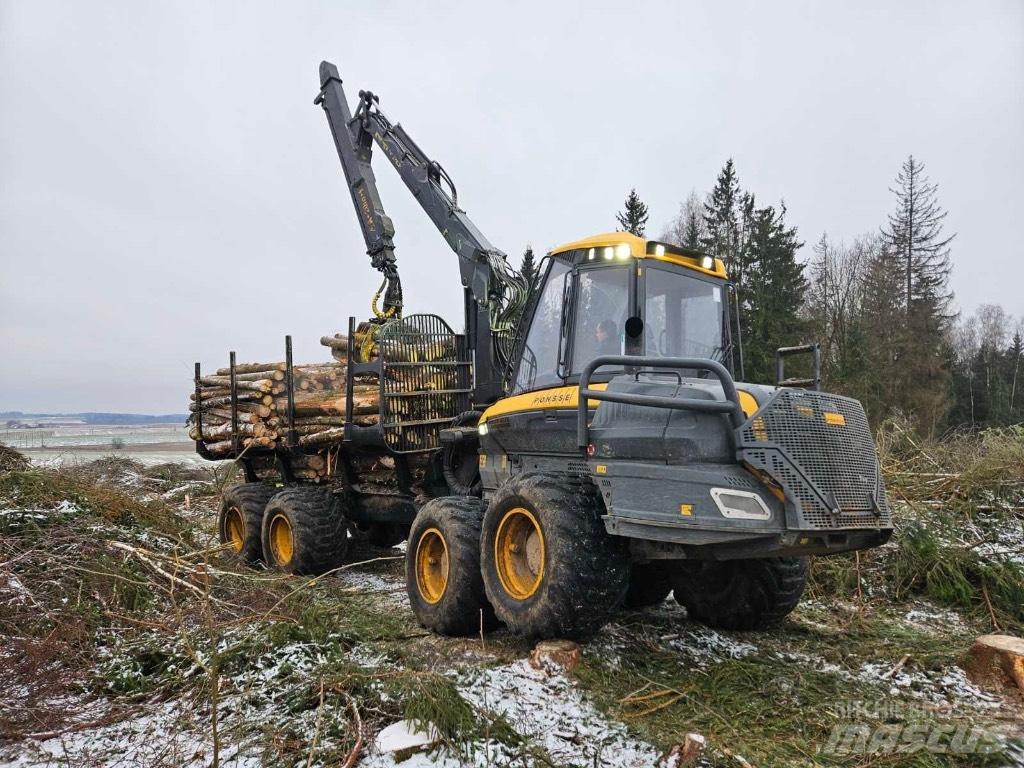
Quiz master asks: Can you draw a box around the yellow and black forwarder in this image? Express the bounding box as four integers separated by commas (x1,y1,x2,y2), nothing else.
202,61,892,640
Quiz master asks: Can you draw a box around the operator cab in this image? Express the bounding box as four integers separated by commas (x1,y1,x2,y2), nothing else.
511,232,731,394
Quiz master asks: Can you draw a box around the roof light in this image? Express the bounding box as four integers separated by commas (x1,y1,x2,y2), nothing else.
615,243,631,259
602,247,614,260
653,244,666,257
587,248,595,261
699,255,714,270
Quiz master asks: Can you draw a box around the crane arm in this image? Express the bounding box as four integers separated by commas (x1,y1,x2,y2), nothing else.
315,62,402,316
315,61,527,401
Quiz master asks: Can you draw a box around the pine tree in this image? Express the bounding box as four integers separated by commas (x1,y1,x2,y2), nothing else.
519,246,539,293
616,188,649,236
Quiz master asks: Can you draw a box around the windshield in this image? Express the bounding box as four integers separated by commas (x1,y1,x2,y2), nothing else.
644,264,725,361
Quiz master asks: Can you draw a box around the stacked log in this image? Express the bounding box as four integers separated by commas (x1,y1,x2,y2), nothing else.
188,319,465,478
188,359,380,460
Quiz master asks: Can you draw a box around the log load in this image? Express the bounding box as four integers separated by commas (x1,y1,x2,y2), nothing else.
187,322,465,482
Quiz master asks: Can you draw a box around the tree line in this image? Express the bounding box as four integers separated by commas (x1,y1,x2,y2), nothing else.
518,157,1021,435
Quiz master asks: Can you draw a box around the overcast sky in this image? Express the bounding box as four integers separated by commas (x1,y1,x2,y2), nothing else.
1,0,1021,414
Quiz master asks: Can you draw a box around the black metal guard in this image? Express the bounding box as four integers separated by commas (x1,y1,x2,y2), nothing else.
193,362,213,460
577,355,744,449
229,351,239,454
775,344,821,390
285,335,297,447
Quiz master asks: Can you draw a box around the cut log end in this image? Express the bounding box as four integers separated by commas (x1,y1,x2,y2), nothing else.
963,634,1024,693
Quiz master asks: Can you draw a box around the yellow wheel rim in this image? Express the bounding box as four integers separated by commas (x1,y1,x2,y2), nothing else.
268,513,294,566
224,507,245,552
415,527,449,604
494,507,545,600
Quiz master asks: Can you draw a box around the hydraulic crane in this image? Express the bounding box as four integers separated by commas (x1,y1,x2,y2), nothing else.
315,61,528,405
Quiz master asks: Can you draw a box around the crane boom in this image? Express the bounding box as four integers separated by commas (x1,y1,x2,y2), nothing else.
315,61,526,403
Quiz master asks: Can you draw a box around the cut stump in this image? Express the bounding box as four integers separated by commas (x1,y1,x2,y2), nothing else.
963,634,1024,692
529,639,582,674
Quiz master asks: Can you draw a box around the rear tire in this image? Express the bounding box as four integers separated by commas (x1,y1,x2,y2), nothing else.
406,496,495,636
624,562,673,608
481,474,629,640
219,483,278,564
670,557,809,630
261,487,348,575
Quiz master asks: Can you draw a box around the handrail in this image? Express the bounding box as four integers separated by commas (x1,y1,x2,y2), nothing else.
576,355,745,449
775,343,821,390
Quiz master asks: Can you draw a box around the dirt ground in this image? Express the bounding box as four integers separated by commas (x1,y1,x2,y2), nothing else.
1,448,1022,767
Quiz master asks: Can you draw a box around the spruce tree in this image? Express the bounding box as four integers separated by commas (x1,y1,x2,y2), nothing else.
879,156,956,433
701,159,741,274
740,203,807,383
616,188,649,236
519,246,539,293
881,156,955,318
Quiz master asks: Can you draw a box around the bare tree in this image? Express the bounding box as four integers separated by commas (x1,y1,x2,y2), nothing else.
661,190,706,249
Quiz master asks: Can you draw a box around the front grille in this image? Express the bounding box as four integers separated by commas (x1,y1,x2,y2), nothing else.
740,389,890,529
377,314,472,454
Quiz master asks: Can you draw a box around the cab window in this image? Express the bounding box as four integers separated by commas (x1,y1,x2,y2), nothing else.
513,259,571,392
570,267,631,373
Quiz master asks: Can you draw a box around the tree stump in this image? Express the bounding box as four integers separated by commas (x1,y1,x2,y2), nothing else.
963,634,1024,692
529,639,581,674
665,733,706,765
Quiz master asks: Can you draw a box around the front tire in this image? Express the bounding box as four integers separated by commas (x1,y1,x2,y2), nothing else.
481,474,629,640
670,557,809,630
219,482,278,564
406,496,495,636
261,487,348,575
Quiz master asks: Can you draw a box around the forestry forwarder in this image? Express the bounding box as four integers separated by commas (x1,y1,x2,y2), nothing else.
204,61,893,640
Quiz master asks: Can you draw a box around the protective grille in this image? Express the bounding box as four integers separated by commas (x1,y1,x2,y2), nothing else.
377,314,472,454
740,389,890,529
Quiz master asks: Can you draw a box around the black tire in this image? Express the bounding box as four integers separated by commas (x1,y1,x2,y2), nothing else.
624,562,673,608
367,522,409,549
442,411,482,497
219,482,278,564
481,473,629,640
261,487,348,575
406,496,496,636
670,557,809,630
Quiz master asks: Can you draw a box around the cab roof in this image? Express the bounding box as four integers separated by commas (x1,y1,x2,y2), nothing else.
548,231,727,279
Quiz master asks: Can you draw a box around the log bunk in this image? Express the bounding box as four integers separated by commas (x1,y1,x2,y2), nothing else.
188,314,473,513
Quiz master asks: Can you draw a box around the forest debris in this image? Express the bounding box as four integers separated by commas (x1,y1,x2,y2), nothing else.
0,443,30,473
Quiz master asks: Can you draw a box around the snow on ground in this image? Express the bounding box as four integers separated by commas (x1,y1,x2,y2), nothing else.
359,659,664,768
335,569,408,608
857,661,1002,709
